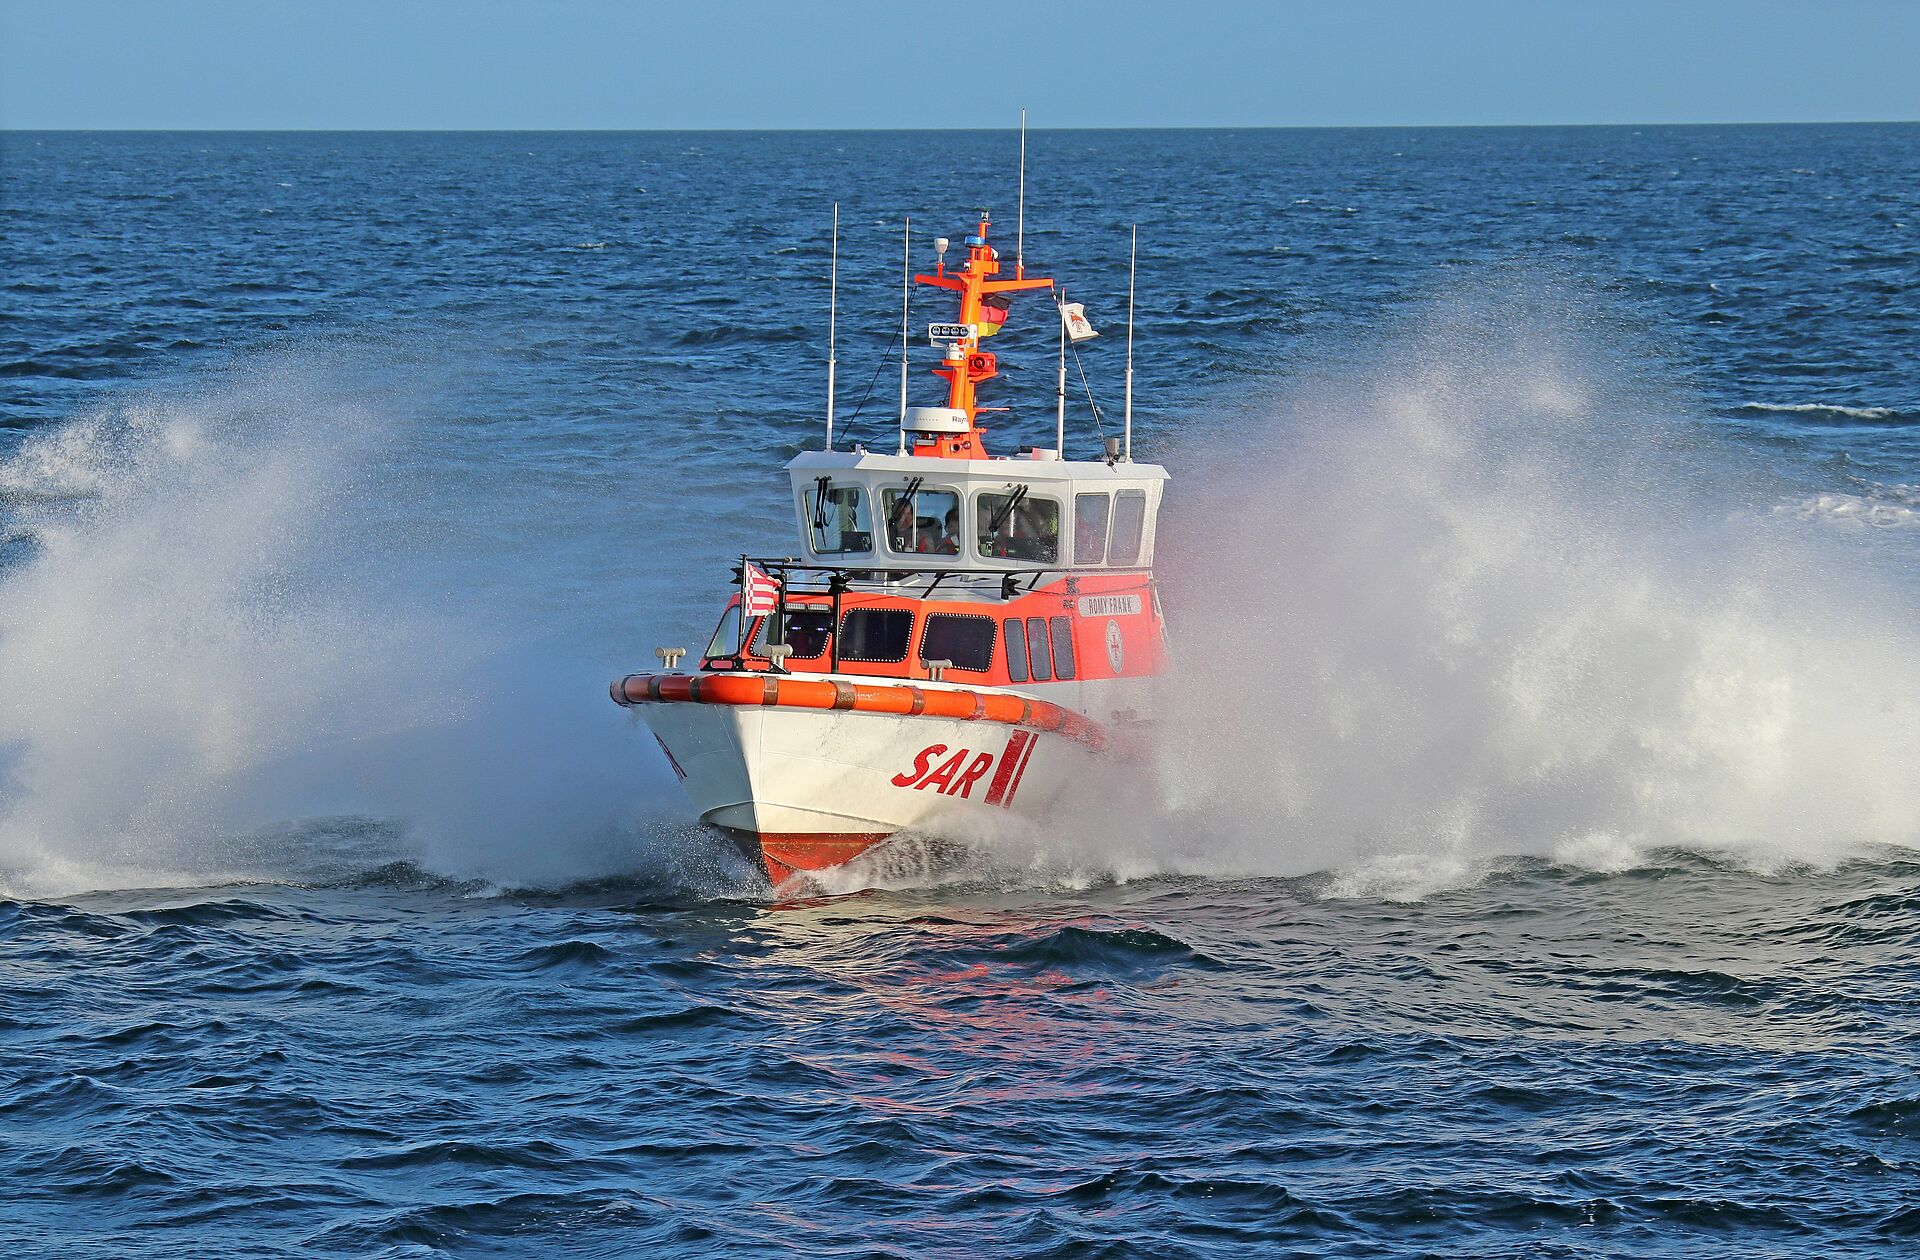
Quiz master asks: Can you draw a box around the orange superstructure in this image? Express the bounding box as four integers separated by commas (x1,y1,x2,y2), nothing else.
908,214,1054,459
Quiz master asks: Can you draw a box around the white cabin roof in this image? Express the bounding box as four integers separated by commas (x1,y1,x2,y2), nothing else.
786,448,1169,485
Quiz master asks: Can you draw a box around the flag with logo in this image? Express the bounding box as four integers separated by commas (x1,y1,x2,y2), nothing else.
742,561,781,617
1061,301,1099,343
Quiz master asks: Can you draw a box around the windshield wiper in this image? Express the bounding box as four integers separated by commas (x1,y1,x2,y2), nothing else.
811,475,832,543
889,476,924,534
984,484,1029,547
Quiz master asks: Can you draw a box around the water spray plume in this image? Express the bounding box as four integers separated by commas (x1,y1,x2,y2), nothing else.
1134,290,1920,896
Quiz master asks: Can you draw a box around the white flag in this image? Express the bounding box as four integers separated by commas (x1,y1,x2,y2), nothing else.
1061,301,1099,343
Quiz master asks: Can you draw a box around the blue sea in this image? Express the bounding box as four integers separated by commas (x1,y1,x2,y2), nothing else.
2,127,1918,1256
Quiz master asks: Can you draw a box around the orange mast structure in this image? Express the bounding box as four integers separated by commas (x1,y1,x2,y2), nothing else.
910,212,1053,460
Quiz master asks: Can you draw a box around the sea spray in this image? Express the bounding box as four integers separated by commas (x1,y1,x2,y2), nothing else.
1144,291,1920,893
0,352,685,898
962,289,1920,896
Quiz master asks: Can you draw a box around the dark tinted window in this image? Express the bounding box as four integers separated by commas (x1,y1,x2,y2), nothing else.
920,614,995,672
1110,489,1148,565
1025,616,1053,682
752,608,832,659
1004,617,1028,683
838,608,913,662
1049,616,1077,680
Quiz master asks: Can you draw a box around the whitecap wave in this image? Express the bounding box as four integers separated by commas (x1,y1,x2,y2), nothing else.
1737,401,1904,422
1774,485,1920,530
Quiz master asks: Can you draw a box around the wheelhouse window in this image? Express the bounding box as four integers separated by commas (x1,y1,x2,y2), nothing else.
919,613,995,673
837,608,914,663
1074,492,1111,565
1004,616,1028,683
882,486,961,556
751,608,833,660
806,482,873,556
977,490,1061,563
1109,489,1148,566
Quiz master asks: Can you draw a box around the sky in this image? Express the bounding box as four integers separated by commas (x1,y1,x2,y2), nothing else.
2,0,1917,130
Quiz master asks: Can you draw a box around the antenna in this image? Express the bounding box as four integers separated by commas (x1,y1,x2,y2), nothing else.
1015,109,1027,279
825,202,838,450
897,216,911,455
1124,224,1136,462
1055,291,1067,458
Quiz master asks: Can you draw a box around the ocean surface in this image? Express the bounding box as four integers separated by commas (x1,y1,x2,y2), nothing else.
2,127,1918,1256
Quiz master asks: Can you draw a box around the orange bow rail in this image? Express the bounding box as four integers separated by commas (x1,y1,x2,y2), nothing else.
610,672,1109,750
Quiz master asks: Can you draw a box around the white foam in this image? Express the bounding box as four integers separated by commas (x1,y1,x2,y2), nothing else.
1738,401,1901,421
1774,488,1920,530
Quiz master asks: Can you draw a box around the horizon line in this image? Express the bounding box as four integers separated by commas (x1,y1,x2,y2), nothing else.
4,119,1918,135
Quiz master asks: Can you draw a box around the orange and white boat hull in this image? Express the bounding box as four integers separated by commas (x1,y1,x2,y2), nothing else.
626,678,1090,885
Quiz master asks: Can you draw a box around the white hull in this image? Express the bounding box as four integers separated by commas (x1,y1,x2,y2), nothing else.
639,680,1098,879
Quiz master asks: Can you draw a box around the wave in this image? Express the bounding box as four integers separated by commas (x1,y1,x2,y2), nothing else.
1775,483,1920,530
1736,401,1913,424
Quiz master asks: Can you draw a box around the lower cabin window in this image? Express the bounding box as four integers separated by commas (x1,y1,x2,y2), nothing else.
1049,615,1077,680
1004,617,1028,683
919,613,995,672
752,608,833,660
1025,616,1053,682
838,608,914,663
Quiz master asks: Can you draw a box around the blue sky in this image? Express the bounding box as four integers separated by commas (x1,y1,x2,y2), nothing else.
3,0,1917,129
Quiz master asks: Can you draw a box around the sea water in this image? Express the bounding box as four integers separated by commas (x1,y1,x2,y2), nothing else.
2,128,1917,1256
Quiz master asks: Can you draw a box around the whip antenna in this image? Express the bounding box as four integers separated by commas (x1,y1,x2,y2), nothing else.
1016,109,1027,279
1124,224,1136,462
1056,291,1067,457
825,202,838,449
897,216,911,455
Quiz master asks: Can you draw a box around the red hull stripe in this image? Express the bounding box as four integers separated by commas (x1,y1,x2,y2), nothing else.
1002,731,1041,808
984,730,1032,806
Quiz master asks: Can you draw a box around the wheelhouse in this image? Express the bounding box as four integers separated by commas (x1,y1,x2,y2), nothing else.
787,449,1168,572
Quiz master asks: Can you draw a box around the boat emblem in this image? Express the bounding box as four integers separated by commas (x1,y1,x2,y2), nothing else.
1106,619,1125,673
891,730,1040,807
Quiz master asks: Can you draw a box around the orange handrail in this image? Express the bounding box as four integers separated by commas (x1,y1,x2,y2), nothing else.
610,671,1109,750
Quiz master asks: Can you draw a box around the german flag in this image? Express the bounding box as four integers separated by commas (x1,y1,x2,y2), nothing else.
976,292,1012,338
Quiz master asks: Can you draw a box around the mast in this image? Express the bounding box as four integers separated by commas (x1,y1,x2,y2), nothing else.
825,202,838,449
910,212,1053,459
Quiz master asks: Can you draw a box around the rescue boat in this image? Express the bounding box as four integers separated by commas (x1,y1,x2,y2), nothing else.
613,185,1170,888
